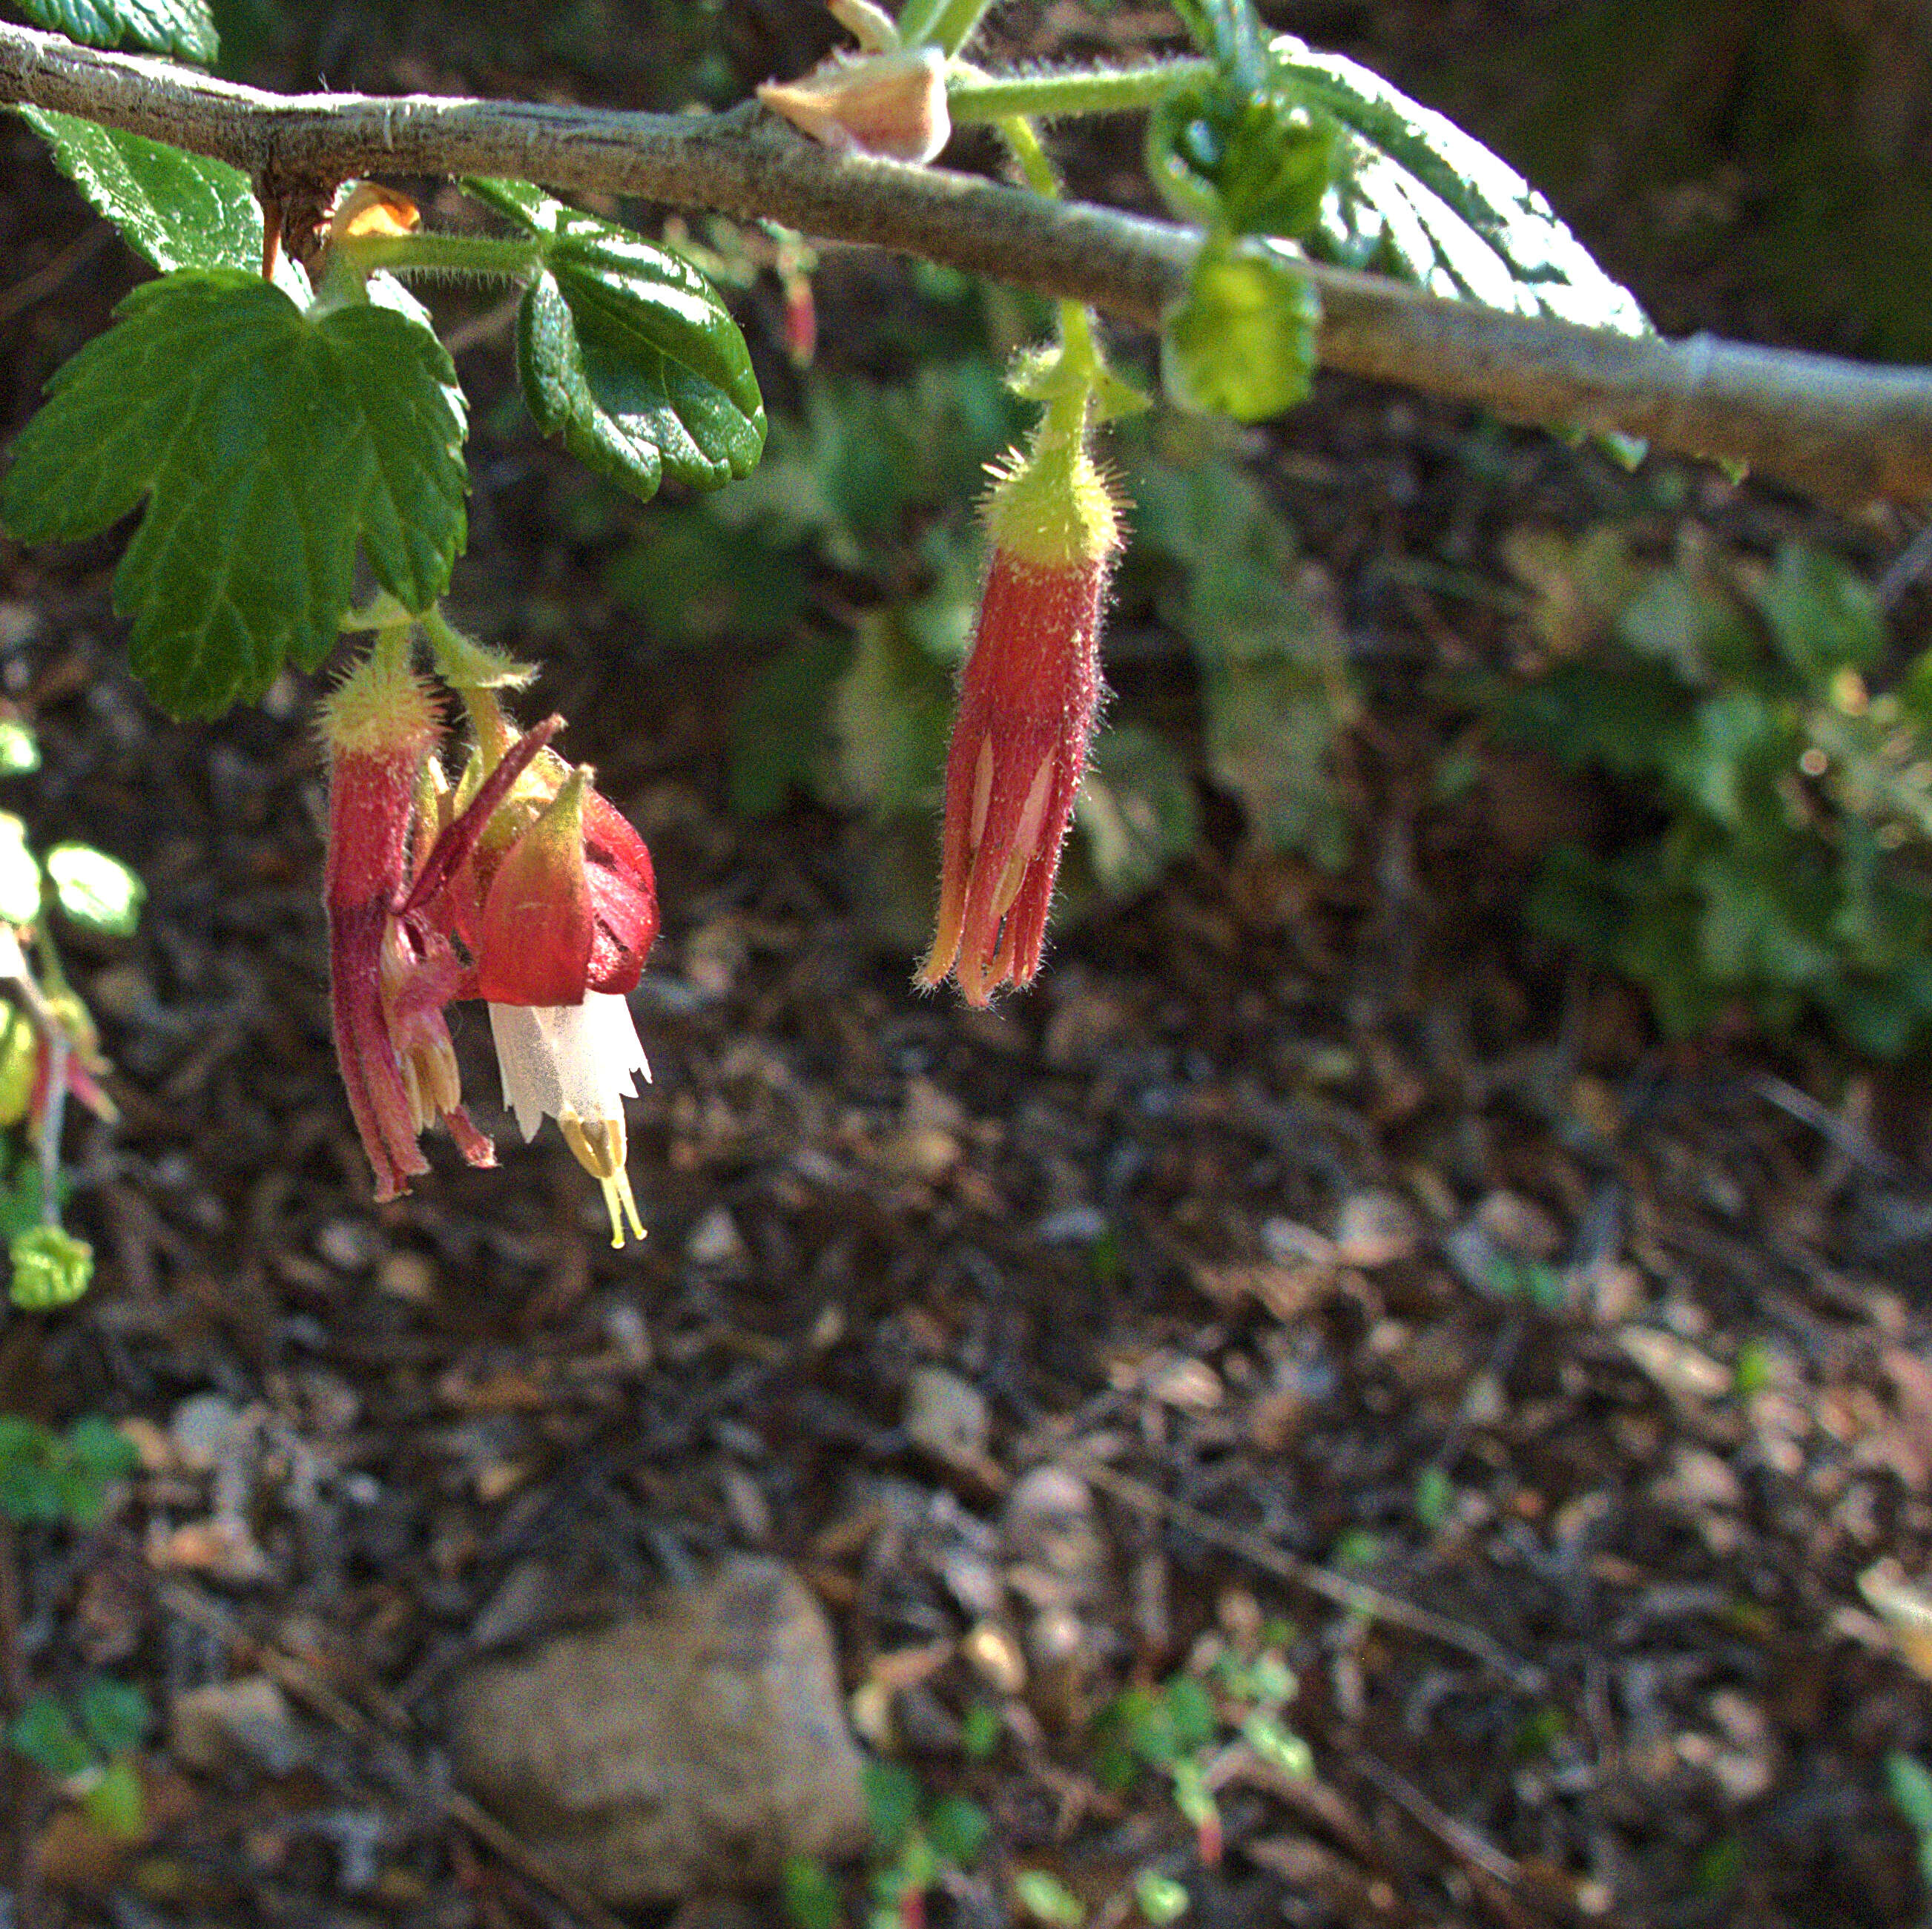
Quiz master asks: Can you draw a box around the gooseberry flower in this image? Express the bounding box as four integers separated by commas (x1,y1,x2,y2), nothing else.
321,636,493,1201
918,419,1121,1005
488,993,650,1247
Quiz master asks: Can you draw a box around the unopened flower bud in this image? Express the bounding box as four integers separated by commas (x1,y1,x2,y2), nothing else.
758,46,951,164
919,423,1121,1005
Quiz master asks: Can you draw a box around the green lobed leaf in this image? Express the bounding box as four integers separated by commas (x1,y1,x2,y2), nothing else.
10,1227,95,1311
78,1678,150,1759
1,271,466,719
46,843,145,936
1162,240,1320,421
1147,75,1342,240
18,110,269,279
465,177,764,502
8,1698,93,1781
14,0,216,62
1270,35,1649,334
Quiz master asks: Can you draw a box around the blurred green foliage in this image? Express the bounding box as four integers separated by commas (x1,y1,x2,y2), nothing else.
606,286,1354,950
0,1413,135,1526
7,1677,151,1841
1491,527,1932,1055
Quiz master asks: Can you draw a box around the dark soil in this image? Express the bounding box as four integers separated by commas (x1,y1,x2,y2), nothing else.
3,4,1931,1927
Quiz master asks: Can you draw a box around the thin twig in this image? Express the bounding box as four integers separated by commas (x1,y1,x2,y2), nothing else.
1064,1452,1546,1690
2,20,1930,507
156,1580,631,1929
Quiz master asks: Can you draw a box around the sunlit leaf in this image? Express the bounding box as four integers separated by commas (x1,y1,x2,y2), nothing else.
1272,35,1649,334
1,271,466,718
465,178,764,501
46,844,145,936
15,0,215,62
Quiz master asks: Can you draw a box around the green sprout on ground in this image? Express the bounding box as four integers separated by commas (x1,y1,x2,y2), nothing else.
6,1675,152,1842
1092,1632,1313,1911
0,1413,136,1527
785,1759,990,1929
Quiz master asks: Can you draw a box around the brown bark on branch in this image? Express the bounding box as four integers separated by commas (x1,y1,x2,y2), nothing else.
3,19,1930,509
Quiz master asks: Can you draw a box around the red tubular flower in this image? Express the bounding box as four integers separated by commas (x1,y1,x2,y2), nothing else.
918,423,1121,1005
416,714,659,1010
322,638,493,1201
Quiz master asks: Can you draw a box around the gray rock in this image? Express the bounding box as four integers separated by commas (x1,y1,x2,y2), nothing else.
448,1557,868,1902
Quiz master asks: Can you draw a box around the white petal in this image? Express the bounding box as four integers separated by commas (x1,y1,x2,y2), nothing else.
488,993,650,1143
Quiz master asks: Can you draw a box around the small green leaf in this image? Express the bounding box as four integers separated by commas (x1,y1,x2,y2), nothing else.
1147,75,1342,240
466,178,764,502
861,1759,923,1856
10,1227,94,1312
46,844,145,937
82,1756,148,1841
19,111,266,278
1013,1870,1087,1926
1888,1751,1932,1882
1135,1872,1190,1924
0,816,42,925
0,722,40,776
1242,1711,1313,1779
65,1416,137,1480
1,271,467,719
1757,544,1885,678
15,0,216,62
1162,240,1320,421
1271,36,1649,334
0,1009,36,1128
9,1698,93,1781
926,1794,989,1867
961,1701,1003,1760
79,1678,150,1759
780,1856,843,1929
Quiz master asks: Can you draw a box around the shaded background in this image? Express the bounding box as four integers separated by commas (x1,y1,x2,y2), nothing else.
2,2,1932,1925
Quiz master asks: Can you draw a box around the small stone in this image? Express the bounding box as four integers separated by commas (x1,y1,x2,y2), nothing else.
1003,1465,1107,1610
451,1558,868,1902
378,1252,435,1302
316,1219,380,1272
962,1618,1027,1697
170,1394,243,1474
1145,1356,1223,1411
1620,1328,1730,1404
1475,1190,1563,1262
905,1366,989,1471
685,1206,747,1268
1333,1190,1420,1268
171,1676,309,1775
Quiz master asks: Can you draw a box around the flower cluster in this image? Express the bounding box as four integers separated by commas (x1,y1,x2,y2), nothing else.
320,627,659,1245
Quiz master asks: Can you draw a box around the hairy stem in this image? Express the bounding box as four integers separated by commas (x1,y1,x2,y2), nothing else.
949,59,1209,122
335,230,541,281
1,20,1929,506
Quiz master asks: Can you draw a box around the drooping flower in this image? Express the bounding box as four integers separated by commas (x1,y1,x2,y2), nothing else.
918,417,1121,1005
415,693,659,1012
488,992,651,1247
321,631,663,1238
321,633,494,1201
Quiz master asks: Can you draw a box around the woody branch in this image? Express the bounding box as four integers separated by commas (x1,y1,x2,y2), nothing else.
2,19,1931,510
